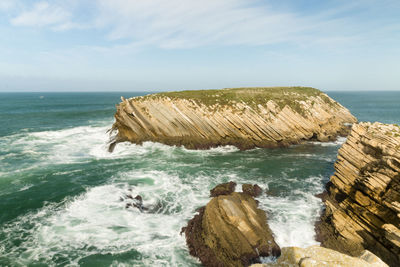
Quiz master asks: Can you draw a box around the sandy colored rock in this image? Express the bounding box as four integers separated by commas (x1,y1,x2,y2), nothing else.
183,184,280,267
110,87,356,150
251,246,388,267
317,122,400,266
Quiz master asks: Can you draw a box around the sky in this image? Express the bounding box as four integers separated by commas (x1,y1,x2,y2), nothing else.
0,0,399,92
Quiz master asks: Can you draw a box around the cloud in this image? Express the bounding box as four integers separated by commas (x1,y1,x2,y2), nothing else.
93,0,313,48
10,1,71,27
90,0,381,50
0,0,17,11
7,0,400,52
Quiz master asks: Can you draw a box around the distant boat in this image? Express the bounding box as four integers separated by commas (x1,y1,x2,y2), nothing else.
39,96,44,99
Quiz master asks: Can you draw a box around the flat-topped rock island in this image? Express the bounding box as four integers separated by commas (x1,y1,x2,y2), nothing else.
109,87,356,151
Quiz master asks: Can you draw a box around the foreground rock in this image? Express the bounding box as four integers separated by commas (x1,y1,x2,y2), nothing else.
110,87,356,150
182,182,280,267
316,122,400,266
251,246,388,267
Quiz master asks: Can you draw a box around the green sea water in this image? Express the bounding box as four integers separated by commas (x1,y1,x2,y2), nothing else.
0,91,399,266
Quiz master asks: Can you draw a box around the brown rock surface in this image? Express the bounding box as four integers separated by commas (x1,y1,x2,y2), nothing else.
183,183,280,267
317,122,400,266
109,87,356,150
242,184,263,197
210,181,237,197
251,246,388,267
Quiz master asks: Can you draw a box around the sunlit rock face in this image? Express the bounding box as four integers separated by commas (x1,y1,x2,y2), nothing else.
317,122,400,266
109,87,356,151
182,182,280,267
251,246,388,267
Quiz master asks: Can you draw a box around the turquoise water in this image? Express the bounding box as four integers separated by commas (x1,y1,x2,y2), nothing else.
0,91,399,266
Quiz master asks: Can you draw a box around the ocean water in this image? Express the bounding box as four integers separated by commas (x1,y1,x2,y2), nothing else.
0,91,399,266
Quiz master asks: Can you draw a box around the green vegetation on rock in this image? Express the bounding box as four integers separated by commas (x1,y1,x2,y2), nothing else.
139,86,337,114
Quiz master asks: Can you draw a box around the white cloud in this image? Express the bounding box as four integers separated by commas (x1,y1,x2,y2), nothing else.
7,0,399,51
10,1,71,27
90,0,375,50
93,0,312,48
0,0,17,11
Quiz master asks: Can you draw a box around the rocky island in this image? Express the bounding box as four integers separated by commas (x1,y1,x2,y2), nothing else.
109,87,356,150
317,122,400,266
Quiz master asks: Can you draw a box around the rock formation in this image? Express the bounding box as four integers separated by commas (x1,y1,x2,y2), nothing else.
251,246,388,267
182,182,280,267
317,122,400,266
210,181,237,197
242,184,263,197
110,87,356,150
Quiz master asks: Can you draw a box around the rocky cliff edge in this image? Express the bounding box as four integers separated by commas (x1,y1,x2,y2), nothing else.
317,122,400,266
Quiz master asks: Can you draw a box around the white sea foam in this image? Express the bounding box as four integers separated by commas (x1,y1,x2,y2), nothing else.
1,167,327,266
0,124,136,176
1,122,332,265
0,123,241,177
0,169,206,266
308,136,347,147
258,175,324,248
182,145,240,154
18,184,33,191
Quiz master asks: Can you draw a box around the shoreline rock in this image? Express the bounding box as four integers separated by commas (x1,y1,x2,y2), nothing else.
182,182,280,267
109,87,356,151
251,246,388,267
316,122,400,266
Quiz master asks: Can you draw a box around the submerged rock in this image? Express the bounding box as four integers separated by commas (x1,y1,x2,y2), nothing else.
183,183,280,267
316,122,400,266
251,246,388,267
110,87,356,150
123,194,149,212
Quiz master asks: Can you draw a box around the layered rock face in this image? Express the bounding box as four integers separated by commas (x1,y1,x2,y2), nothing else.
110,87,356,150
252,246,388,267
182,182,280,267
317,122,400,266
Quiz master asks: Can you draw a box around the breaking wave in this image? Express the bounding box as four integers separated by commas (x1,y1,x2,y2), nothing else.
0,121,336,266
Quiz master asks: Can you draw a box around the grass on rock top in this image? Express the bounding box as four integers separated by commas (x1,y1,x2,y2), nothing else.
136,87,337,114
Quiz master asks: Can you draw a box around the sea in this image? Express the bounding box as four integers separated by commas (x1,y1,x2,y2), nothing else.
0,91,399,266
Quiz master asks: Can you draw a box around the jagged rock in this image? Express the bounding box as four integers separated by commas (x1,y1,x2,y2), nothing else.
210,181,236,197
242,184,263,197
316,122,400,266
110,87,356,150
183,183,280,267
314,191,328,202
251,246,388,267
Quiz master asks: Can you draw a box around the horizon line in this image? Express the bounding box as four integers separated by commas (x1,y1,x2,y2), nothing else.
1,89,400,93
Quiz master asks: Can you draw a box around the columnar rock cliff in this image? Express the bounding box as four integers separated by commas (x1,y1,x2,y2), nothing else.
317,122,400,266
110,87,356,150
182,182,280,267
